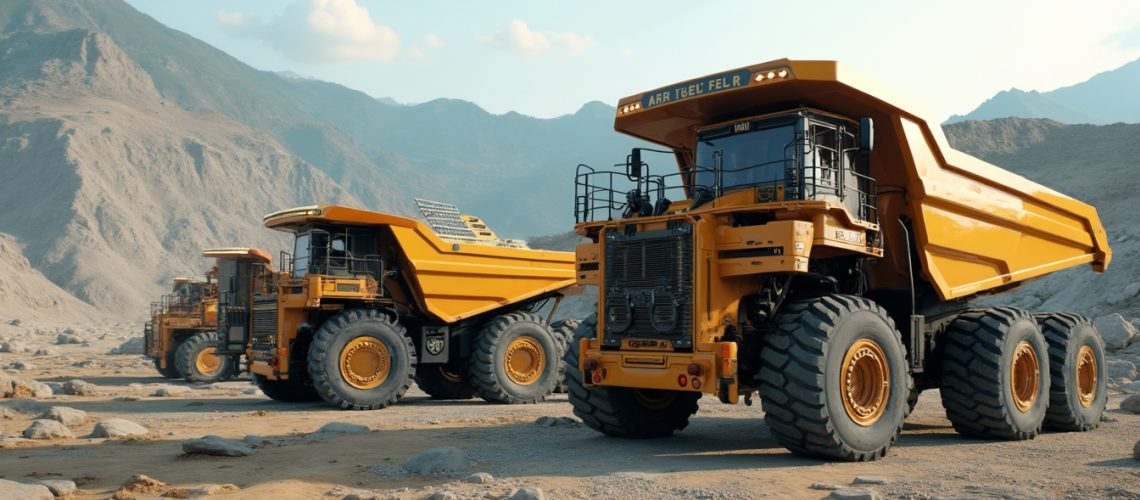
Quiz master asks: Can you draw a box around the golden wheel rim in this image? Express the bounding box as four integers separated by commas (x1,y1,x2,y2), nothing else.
194,347,222,374
339,337,390,390
1076,345,1097,408
1011,340,1040,413
504,336,545,385
841,339,890,427
632,389,676,410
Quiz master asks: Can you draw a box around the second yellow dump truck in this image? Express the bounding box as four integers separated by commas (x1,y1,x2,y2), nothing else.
227,203,577,409
567,59,1111,461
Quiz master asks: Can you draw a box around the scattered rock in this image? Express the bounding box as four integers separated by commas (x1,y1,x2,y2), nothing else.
37,479,77,497
8,319,21,326
182,435,253,457
55,333,82,345
315,422,370,434
114,474,167,498
1109,360,1138,380
0,371,12,396
9,378,54,398
0,479,53,500
827,489,882,500
33,347,57,357
41,406,88,426
241,388,258,395
110,337,144,355
811,483,842,490
0,341,27,353
1122,395,1140,414
92,418,150,438
162,483,240,497
23,419,74,439
1134,440,1140,460
534,416,579,427
401,446,468,474
427,492,458,500
507,486,545,500
1095,314,1137,351
853,476,890,485
243,435,267,448
7,361,35,371
342,492,381,500
465,472,494,484
61,379,99,396
153,385,189,397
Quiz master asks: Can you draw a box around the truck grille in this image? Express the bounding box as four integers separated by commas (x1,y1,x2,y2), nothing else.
250,294,277,345
603,224,693,349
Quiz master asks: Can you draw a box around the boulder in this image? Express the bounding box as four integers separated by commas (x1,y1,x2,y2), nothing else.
507,487,545,500
41,406,88,426
1121,394,1140,414
0,341,27,353
92,418,150,438
401,446,468,474
37,479,77,497
61,379,99,396
315,422,370,435
0,479,53,500
1108,359,1138,380
153,385,190,397
114,474,167,497
852,476,890,485
1095,314,1138,351
55,333,82,345
110,337,144,355
10,378,53,398
465,472,494,484
33,347,57,357
7,361,35,371
23,419,74,439
827,490,882,500
182,435,253,457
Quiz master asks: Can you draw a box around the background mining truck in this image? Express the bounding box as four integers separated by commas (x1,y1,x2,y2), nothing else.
231,201,577,410
144,274,226,382
567,59,1112,461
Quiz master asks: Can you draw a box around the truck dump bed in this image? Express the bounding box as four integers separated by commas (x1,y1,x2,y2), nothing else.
266,205,576,323
612,59,1111,299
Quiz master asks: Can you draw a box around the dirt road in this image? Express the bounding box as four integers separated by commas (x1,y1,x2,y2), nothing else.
2,347,1139,499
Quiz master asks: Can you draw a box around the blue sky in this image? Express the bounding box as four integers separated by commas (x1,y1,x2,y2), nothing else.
124,0,1140,120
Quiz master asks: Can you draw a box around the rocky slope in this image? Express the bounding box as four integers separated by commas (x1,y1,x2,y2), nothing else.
0,29,358,316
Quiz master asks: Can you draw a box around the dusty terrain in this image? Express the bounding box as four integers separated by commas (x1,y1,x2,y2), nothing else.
1,323,1138,500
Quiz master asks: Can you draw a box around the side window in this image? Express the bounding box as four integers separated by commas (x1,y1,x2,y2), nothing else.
809,122,838,185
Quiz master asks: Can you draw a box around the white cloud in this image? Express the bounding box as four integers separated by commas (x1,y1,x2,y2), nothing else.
482,20,594,57
424,33,445,49
219,0,400,63
216,10,251,28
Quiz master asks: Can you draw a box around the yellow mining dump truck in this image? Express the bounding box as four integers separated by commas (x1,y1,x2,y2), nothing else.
144,275,223,381
231,202,577,409
567,59,1112,461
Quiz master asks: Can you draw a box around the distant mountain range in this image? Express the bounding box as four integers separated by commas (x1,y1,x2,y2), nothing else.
948,57,1140,124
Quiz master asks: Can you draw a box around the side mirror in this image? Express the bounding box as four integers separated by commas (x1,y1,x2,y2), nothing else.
628,148,642,179
859,117,874,152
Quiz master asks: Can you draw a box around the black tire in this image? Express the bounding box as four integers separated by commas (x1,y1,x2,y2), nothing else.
759,294,908,461
1037,313,1106,431
469,312,561,404
175,332,235,383
565,314,700,438
906,384,921,417
550,319,580,394
308,309,416,410
414,362,475,400
253,374,321,402
153,350,182,379
940,307,1050,440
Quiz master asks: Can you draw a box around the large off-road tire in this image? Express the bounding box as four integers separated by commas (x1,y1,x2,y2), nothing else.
469,312,561,404
759,295,908,461
153,349,182,379
414,362,475,400
175,332,235,383
1036,313,1106,431
253,374,321,402
308,309,416,410
550,319,580,394
940,307,1050,440
566,314,700,438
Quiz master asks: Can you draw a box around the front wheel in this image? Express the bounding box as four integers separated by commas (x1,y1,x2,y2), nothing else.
759,295,908,461
175,332,235,383
307,309,416,410
566,315,700,438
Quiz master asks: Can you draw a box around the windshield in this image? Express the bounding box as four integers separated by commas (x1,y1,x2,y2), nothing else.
292,232,311,278
694,124,795,193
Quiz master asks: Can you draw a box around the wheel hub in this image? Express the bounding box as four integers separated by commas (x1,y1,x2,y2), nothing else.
195,347,222,374
841,339,890,426
339,337,390,390
632,388,676,410
1010,340,1040,413
504,336,545,385
1076,345,1097,408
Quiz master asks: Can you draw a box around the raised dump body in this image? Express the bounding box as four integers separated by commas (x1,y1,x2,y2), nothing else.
568,59,1112,461
235,203,577,410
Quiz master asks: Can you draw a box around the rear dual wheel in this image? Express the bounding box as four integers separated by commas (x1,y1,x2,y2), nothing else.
550,319,579,394
1037,313,1106,431
469,312,561,404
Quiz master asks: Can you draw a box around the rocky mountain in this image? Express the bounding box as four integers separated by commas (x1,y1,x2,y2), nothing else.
948,57,1140,124
944,118,1140,318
